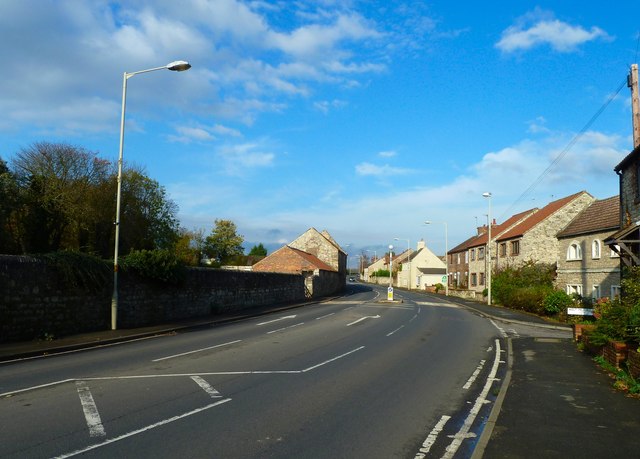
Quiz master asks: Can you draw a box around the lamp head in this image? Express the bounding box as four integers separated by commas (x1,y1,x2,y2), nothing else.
167,60,191,71
482,192,492,198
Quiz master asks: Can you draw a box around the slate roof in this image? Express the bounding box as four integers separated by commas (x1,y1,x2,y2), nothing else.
469,208,538,248
556,196,620,238
614,144,640,172
497,191,592,241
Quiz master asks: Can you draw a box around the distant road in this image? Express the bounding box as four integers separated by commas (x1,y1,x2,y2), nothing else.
1,284,509,458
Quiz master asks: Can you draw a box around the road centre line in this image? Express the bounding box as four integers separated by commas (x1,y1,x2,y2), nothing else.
414,414,451,458
267,322,305,334
190,376,221,398
315,312,335,320
257,315,297,326
152,340,242,362
302,346,365,372
53,398,232,458
386,325,405,337
442,339,503,459
75,381,106,438
347,315,380,326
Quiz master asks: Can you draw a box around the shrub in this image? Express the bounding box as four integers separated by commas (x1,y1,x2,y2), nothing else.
121,249,186,284
434,283,444,293
543,290,574,315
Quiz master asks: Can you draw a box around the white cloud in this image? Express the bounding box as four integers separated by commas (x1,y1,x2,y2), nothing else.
217,141,275,174
378,150,397,158
496,10,610,53
355,162,411,176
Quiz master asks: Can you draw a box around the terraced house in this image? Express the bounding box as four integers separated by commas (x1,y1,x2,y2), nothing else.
556,196,621,299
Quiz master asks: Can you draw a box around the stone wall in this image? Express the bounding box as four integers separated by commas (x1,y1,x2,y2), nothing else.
0,255,305,343
620,155,640,225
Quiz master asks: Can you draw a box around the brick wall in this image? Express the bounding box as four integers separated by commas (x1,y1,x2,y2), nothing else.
0,255,305,343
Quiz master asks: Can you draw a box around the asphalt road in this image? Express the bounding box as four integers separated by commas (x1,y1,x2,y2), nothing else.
1,284,512,458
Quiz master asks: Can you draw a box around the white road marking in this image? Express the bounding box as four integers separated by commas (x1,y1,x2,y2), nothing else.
442,339,503,458
315,312,335,320
415,414,451,458
415,301,459,308
463,359,486,390
489,319,508,338
0,378,75,398
75,381,106,438
347,315,380,326
190,376,221,398
53,398,232,458
256,315,297,326
302,346,365,372
386,325,405,336
152,340,241,362
266,322,305,334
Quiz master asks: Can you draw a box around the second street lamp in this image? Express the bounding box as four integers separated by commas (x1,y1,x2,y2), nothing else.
482,192,492,305
111,60,191,331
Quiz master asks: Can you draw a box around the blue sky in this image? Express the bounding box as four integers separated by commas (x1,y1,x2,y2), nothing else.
2,1,640,266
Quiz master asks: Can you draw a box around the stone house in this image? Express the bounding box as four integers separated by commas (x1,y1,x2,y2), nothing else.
252,228,346,297
605,146,640,270
494,191,595,270
448,234,478,289
466,209,536,295
556,196,621,299
397,240,446,290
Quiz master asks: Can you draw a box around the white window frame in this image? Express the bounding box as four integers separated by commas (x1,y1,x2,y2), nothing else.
610,244,620,258
567,242,582,261
591,240,601,259
592,284,600,299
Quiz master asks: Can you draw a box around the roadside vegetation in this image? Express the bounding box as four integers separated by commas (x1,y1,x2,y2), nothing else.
0,142,267,280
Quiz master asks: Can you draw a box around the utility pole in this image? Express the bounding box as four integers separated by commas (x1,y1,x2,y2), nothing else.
628,64,640,149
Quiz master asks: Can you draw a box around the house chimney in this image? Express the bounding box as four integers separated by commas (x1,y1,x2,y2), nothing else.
417,239,426,250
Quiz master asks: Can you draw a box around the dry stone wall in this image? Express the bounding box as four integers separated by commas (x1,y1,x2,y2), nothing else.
0,255,305,343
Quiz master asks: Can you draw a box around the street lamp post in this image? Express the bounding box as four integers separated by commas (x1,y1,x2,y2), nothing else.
394,237,411,290
388,244,394,288
425,221,448,296
111,60,191,331
482,192,492,305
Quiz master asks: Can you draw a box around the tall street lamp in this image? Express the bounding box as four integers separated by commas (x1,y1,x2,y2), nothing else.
394,237,411,290
482,192,492,305
425,221,448,296
111,60,191,330
388,244,394,288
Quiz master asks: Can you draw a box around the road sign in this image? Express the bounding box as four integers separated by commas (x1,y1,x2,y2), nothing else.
387,286,394,301
442,276,447,283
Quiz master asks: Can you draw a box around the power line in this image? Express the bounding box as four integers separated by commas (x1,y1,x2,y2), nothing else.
498,77,628,221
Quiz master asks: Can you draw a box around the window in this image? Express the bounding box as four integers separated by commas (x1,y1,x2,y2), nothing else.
611,285,621,299
478,247,485,260
591,240,601,259
479,272,485,285
566,284,583,296
465,251,469,263
500,243,507,257
592,285,600,299
610,245,620,258
471,273,477,286
470,248,475,261
457,253,460,264
511,240,520,256
567,242,582,260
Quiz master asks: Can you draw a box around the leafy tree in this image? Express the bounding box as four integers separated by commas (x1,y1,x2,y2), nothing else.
204,219,244,264
117,169,180,255
174,227,206,266
248,243,267,257
0,157,21,253
11,142,111,253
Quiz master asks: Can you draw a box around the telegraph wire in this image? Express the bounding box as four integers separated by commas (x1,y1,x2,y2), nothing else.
498,77,628,222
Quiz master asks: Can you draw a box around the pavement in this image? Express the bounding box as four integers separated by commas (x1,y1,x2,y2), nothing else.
2,293,639,458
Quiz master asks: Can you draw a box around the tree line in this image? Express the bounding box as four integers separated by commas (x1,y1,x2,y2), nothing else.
0,142,266,265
